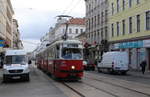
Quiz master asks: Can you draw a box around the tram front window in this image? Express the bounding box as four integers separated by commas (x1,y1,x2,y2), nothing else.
61,48,82,60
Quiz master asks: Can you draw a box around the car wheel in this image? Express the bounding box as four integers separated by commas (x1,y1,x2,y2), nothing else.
92,67,95,71
3,75,8,83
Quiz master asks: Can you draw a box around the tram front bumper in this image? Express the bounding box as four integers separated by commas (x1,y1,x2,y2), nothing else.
60,70,83,73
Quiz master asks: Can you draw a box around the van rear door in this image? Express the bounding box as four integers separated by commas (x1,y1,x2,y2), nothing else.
114,54,128,70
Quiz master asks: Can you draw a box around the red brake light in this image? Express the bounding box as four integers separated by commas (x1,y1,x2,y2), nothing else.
112,62,114,68
112,62,114,64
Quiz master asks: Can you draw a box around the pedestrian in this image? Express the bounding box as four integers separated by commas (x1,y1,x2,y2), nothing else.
140,60,147,74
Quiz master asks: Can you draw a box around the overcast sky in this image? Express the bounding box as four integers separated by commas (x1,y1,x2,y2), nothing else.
11,0,85,52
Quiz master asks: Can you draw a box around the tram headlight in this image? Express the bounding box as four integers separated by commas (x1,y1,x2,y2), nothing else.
71,66,75,70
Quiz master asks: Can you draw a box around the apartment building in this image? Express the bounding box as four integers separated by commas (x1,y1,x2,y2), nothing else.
0,0,14,49
84,0,109,63
54,18,85,41
13,19,23,49
109,0,150,71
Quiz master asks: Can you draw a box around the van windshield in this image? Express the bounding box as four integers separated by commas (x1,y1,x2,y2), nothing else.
5,55,26,65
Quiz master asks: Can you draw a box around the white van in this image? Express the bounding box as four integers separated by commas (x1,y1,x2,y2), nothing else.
3,50,30,82
97,51,129,74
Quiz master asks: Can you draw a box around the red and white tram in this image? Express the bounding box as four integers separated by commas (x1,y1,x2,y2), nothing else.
36,39,84,80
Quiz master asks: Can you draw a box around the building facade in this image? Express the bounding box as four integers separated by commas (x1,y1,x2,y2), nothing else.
13,19,23,49
0,0,14,49
85,0,109,63
54,18,85,41
109,0,150,71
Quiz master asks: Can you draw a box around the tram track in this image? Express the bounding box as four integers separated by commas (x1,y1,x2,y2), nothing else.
85,76,150,97
81,82,119,97
61,81,120,97
61,82,86,97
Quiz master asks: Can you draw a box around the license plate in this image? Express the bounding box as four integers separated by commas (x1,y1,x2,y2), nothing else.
70,73,76,76
115,67,120,70
12,76,20,79
12,64,21,66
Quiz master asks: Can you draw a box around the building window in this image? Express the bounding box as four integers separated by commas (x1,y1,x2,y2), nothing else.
63,29,65,33
105,27,108,39
122,20,125,35
129,0,132,8
97,14,100,25
101,12,104,26
137,0,140,4
146,11,150,30
137,15,140,32
94,16,96,27
123,0,125,10
117,0,119,12
69,28,72,34
75,29,78,34
80,29,83,33
89,19,90,31
94,32,96,42
111,24,114,37
101,28,103,39
129,17,132,33
97,30,100,43
105,10,108,23
92,17,94,29
117,22,120,36
111,3,114,15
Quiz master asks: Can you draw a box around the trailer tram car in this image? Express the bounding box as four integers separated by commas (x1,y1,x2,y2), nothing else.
36,39,84,80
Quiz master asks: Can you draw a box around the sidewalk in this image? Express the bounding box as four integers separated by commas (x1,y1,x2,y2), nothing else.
128,70,150,79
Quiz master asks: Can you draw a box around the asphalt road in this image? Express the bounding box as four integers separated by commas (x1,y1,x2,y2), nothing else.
0,65,150,97
0,66,67,97
86,70,150,85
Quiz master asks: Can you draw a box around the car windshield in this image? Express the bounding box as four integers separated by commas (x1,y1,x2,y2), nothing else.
61,48,82,60
5,55,26,65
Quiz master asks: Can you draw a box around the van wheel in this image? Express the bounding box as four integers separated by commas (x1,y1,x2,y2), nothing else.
24,74,30,81
3,75,8,83
121,71,127,75
98,68,102,73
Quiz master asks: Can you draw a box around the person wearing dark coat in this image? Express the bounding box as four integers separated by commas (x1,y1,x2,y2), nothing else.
140,60,147,74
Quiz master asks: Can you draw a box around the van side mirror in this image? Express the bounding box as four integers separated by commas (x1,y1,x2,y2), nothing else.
98,59,102,63
28,60,32,64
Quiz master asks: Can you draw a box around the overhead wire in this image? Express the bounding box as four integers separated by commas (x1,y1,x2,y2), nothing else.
66,0,82,15
61,0,75,15
22,40,40,45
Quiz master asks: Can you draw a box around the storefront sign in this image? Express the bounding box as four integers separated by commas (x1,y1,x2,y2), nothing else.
113,41,143,49
119,41,143,48
143,40,150,47
0,40,4,47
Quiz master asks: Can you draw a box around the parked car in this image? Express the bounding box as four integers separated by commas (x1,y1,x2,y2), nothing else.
97,51,129,74
3,50,30,82
83,60,95,71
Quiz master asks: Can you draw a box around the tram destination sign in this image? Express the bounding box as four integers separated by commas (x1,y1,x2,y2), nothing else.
63,43,82,48
68,44,78,48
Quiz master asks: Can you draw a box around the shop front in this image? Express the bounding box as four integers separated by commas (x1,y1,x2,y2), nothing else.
110,39,150,71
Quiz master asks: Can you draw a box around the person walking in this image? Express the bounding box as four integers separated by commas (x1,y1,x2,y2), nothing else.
140,60,147,74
